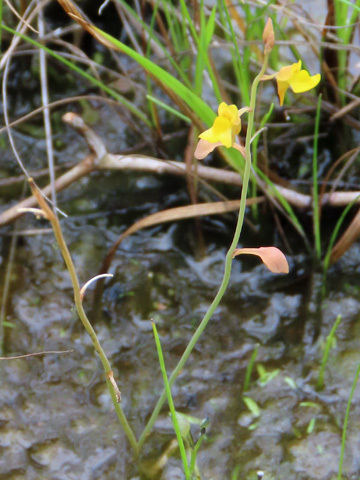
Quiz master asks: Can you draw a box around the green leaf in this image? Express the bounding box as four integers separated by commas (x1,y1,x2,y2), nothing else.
243,396,261,417
205,6,217,47
307,417,316,434
3,320,16,328
93,27,215,125
284,377,297,389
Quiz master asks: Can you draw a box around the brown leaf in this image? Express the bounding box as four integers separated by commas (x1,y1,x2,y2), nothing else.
330,207,360,264
57,0,120,50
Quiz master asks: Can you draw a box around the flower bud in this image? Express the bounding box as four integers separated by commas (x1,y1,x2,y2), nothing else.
262,18,275,54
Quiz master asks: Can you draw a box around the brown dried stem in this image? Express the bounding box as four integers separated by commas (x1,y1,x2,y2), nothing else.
28,178,139,456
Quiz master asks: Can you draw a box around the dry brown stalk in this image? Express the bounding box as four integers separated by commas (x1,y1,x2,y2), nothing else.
0,349,73,360
330,208,360,265
2,112,360,228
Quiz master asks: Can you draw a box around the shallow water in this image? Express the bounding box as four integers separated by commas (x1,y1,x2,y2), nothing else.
2,154,360,480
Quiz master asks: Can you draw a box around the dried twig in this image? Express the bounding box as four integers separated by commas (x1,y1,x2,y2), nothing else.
2,113,360,228
38,5,57,210
0,349,73,360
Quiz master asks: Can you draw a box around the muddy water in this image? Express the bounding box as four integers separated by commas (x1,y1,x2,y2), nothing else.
1,150,360,480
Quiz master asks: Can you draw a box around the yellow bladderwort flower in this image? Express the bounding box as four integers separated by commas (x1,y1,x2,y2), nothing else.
272,60,321,106
199,102,241,148
195,102,250,160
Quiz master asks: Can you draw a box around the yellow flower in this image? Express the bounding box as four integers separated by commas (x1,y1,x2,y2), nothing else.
199,102,241,148
195,102,250,160
275,60,321,106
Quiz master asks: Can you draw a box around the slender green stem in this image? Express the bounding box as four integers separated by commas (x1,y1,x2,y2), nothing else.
152,322,191,480
138,52,270,449
190,431,206,473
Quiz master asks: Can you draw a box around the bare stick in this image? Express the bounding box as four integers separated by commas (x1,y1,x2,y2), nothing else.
38,5,57,210
0,349,73,360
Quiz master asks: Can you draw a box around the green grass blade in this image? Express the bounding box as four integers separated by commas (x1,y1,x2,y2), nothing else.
194,4,217,96
146,1,160,128
333,0,360,103
338,362,360,480
4,20,247,173
91,26,216,123
317,314,342,390
243,344,259,392
338,0,360,12
194,0,207,95
205,6,217,46
152,322,191,480
146,95,191,123
1,24,151,127
159,0,180,53
313,94,322,260
115,0,192,87
193,3,222,101
347,0,360,39
178,0,198,43
0,0,2,53
220,0,250,105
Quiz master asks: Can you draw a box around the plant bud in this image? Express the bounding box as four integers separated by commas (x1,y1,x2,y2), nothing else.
262,18,275,54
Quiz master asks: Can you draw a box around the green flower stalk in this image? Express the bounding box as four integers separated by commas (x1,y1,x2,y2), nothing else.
138,19,289,449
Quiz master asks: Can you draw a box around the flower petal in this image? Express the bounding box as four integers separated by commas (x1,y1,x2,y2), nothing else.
232,142,246,158
199,117,232,146
212,117,233,146
194,139,222,159
218,102,239,124
276,60,301,82
233,246,289,274
276,80,289,106
289,71,321,93
217,101,228,117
